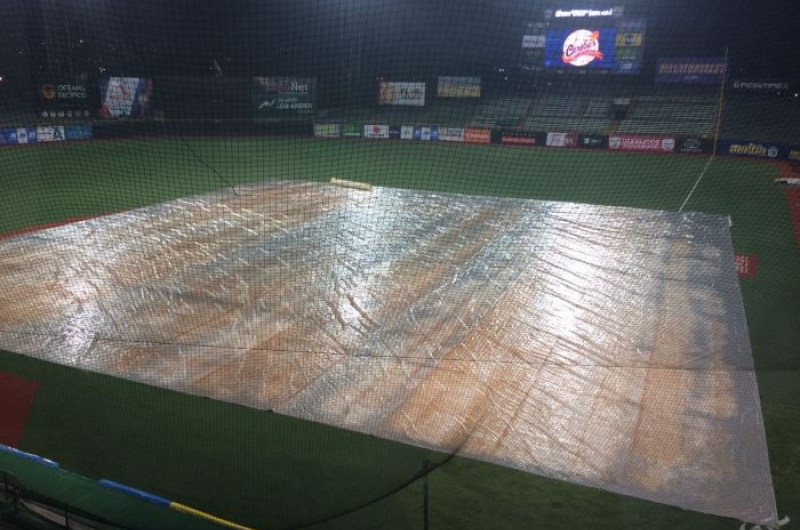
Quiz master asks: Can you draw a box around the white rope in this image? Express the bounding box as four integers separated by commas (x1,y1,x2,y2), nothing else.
679,155,715,212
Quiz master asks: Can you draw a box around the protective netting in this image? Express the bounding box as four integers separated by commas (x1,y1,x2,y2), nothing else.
0,0,797,529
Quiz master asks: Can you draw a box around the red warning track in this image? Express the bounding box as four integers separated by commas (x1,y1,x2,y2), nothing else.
778,161,800,248
0,372,39,448
787,187,800,248
0,213,113,242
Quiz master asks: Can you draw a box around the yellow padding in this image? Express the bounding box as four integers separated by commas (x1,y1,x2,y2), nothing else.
330,178,373,191
170,502,259,530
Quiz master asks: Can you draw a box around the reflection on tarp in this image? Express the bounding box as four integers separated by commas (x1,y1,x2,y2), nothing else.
0,181,777,525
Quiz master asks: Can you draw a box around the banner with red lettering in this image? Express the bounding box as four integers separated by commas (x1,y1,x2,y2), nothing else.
608,135,675,152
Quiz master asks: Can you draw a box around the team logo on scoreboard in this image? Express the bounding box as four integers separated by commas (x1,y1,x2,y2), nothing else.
562,29,604,66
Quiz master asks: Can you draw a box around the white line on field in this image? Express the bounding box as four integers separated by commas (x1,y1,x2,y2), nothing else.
679,155,715,213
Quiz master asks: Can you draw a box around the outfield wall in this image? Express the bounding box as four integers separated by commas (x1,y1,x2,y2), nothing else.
4,119,800,164
316,121,800,162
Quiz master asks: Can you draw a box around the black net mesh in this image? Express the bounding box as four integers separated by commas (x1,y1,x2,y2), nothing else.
0,1,798,529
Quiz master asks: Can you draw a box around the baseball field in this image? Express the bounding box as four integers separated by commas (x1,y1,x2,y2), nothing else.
0,137,797,529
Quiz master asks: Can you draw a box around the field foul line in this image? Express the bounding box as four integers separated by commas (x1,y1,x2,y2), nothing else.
679,155,715,212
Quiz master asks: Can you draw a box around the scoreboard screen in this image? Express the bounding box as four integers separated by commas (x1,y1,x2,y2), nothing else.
522,7,645,75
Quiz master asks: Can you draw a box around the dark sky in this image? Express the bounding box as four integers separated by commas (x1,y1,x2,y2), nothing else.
1,0,798,85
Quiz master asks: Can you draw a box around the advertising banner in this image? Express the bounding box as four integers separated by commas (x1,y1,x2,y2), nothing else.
364,124,390,139
579,134,607,149
65,125,92,141
439,127,465,142
413,126,439,141
35,126,66,142
676,136,712,154
609,135,675,152
735,254,759,279
437,77,481,98
38,80,92,118
15,128,37,144
378,82,426,106
464,128,491,145
400,126,415,140
730,79,791,94
655,58,727,85
0,129,19,146
389,125,402,139
314,124,341,138
342,124,361,138
253,77,315,116
100,78,153,118
721,140,783,159
546,132,578,148
788,148,800,162
501,131,540,146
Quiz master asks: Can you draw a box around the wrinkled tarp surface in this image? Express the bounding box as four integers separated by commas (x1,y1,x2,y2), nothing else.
0,181,777,525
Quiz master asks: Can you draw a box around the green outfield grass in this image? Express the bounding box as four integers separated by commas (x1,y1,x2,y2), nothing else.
0,137,798,529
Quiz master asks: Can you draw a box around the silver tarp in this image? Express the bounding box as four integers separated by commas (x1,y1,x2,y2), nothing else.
0,181,777,525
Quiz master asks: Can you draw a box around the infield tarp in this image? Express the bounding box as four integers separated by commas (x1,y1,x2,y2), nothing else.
0,182,777,525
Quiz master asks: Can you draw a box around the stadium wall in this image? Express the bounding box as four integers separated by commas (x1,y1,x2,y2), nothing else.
4,119,799,165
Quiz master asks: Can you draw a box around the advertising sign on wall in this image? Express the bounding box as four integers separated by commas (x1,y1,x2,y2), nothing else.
464,128,491,144
15,128,37,144
36,126,66,142
65,125,92,141
546,132,578,148
253,77,315,116
437,77,481,98
730,79,791,94
735,254,759,279
722,140,783,159
439,127,465,142
609,135,675,152
501,131,539,146
314,124,341,138
364,124,390,139
579,134,607,149
655,58,727,85
413,126,439,141
400,126,415,140
100,78,153,118
342,124,362,138
39,80,92,118
378,82,426,106
676,136,712,154
0,130,18,145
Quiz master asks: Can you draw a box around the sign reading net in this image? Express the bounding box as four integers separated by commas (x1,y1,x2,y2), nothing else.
378,82,426,106
437,76,481,98
253,77,316,116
